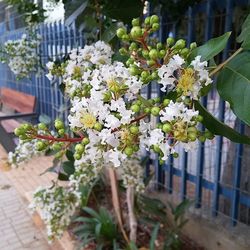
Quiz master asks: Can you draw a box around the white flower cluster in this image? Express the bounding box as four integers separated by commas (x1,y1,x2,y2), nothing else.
8,139,42,168
1,34,41,78
29,185,81,242
158,55,212,99
122,158,145,193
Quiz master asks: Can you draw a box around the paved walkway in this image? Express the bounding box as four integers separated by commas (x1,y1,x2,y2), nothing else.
0,145,63,250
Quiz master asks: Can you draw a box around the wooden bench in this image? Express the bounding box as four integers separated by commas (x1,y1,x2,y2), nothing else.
0,87,37,152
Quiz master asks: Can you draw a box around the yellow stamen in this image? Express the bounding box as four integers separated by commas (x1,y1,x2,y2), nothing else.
177,68,195,95
80,113,96,129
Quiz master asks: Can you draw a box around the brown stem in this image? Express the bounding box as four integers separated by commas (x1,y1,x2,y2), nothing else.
127,185,137,242
31,134,83,142
108,168,130,244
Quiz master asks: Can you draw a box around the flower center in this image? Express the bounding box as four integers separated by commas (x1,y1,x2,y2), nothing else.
173,121,188,141
80,113,96,129
177,68,195,95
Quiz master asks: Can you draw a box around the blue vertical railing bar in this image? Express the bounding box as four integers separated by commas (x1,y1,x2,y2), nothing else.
212,0,233,217
195,0,212,208
231,122,244,226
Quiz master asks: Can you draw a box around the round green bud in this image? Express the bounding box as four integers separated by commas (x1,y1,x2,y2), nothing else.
162,123,172,133
36,141,46,151
135,100,142,106
124,146,133,156
122,34,130,41
19,134,28,140
198,135,206,143
156,43,163,50
166,37,175,47
55,151,64,159
119,48,127,55
204,130,214,140
147,59,155,67
188,132,197,141
116,28,126,38
150,15,159,25
133,145,139,152
174,39,186,49
144,107,151,114
81,137,90,145
38,123,47,130
130,26,142,39
187,127,198,134
157,123,163,129
126,58,134,66
190,42,197,50
141,71,150,80
58,128,65,136
159,49,166,58
74,153,81,160
129,42,137,51
180,48,190,57
152,23,160,31
52,143,62,151
94,122,103,132
151,71,158,80
153,144,161,153
149,49,158,60
22,123,32,131
196,115,203,122
144,16,150,25
163,98,170,107
54,119,64,130
75,144,84,154
173,152,179,158
132,18,140,27
151,106,160,116
129,66,140,76
154,97,161,103
14,127,24,136
142,50,149,58
131,104,140,113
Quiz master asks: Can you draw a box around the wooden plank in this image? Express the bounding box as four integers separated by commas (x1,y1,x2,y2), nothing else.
0,87,36,113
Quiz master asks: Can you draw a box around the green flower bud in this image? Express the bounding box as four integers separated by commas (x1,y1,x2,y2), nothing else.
132,18,140,27
144,107,151,114
157,123,163,129
151,71,159,80
14,127,24,136
122,34,130,41
163,98,170,107
74,153,81,160
152,23,160,31
144,16,150,25
94,122,103,131
196,115,203,122
129,42,137,51
149,49,158,60
36,141,46,151
147,59,155,67
75,144,85,154
180,48,190,57
151,106,160,116
119,48,127,55
131,104,140,113
58,128,65,136
124,146,133,156
204,130,214,140
81,137,90,145
129,65,140,76
54,119,64,130
116,28,126,38
159,49,166,58
142,50,149,58
133,145,139,152
141,71,150,80
187,127,198,134
130,26,142,39
130,125,139,134
198,135,206,143
38,123,47,130
154,97,161,103
52,143,62,151
156,43,163,50
150,15,159,25
166,37,175,47
188,132,197,141
173,152,179,158
190,42,197,50
174,39,186,49
162,123,172,133
55,151,64,159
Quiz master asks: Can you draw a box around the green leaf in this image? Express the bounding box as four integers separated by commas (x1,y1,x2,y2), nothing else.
188,32,231,62
101,22,119,43
62,161,75,176
194,101,250,144
237,14,250,49
149,223,160,250
66,149,74,161
216,51,250,126
103,0,144,24
58,172,69,181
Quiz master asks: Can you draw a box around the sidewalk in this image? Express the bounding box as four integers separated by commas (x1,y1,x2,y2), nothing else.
0,145,63,250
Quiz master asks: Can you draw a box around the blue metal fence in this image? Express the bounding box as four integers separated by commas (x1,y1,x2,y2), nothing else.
0,0,249,227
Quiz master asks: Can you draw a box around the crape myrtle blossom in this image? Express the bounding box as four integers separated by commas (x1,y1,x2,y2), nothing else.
11,37,213,241
158,54,212,99
0,33,41,79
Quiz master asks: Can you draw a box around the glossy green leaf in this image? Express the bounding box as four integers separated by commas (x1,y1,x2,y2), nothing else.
194,101,250,144
101,22,119,43
216,51,250,126
237,14,250,49
188,32,231,62
62,161,75,176
103,0,144,24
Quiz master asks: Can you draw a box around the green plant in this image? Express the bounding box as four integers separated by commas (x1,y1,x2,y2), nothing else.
73,207,120,249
